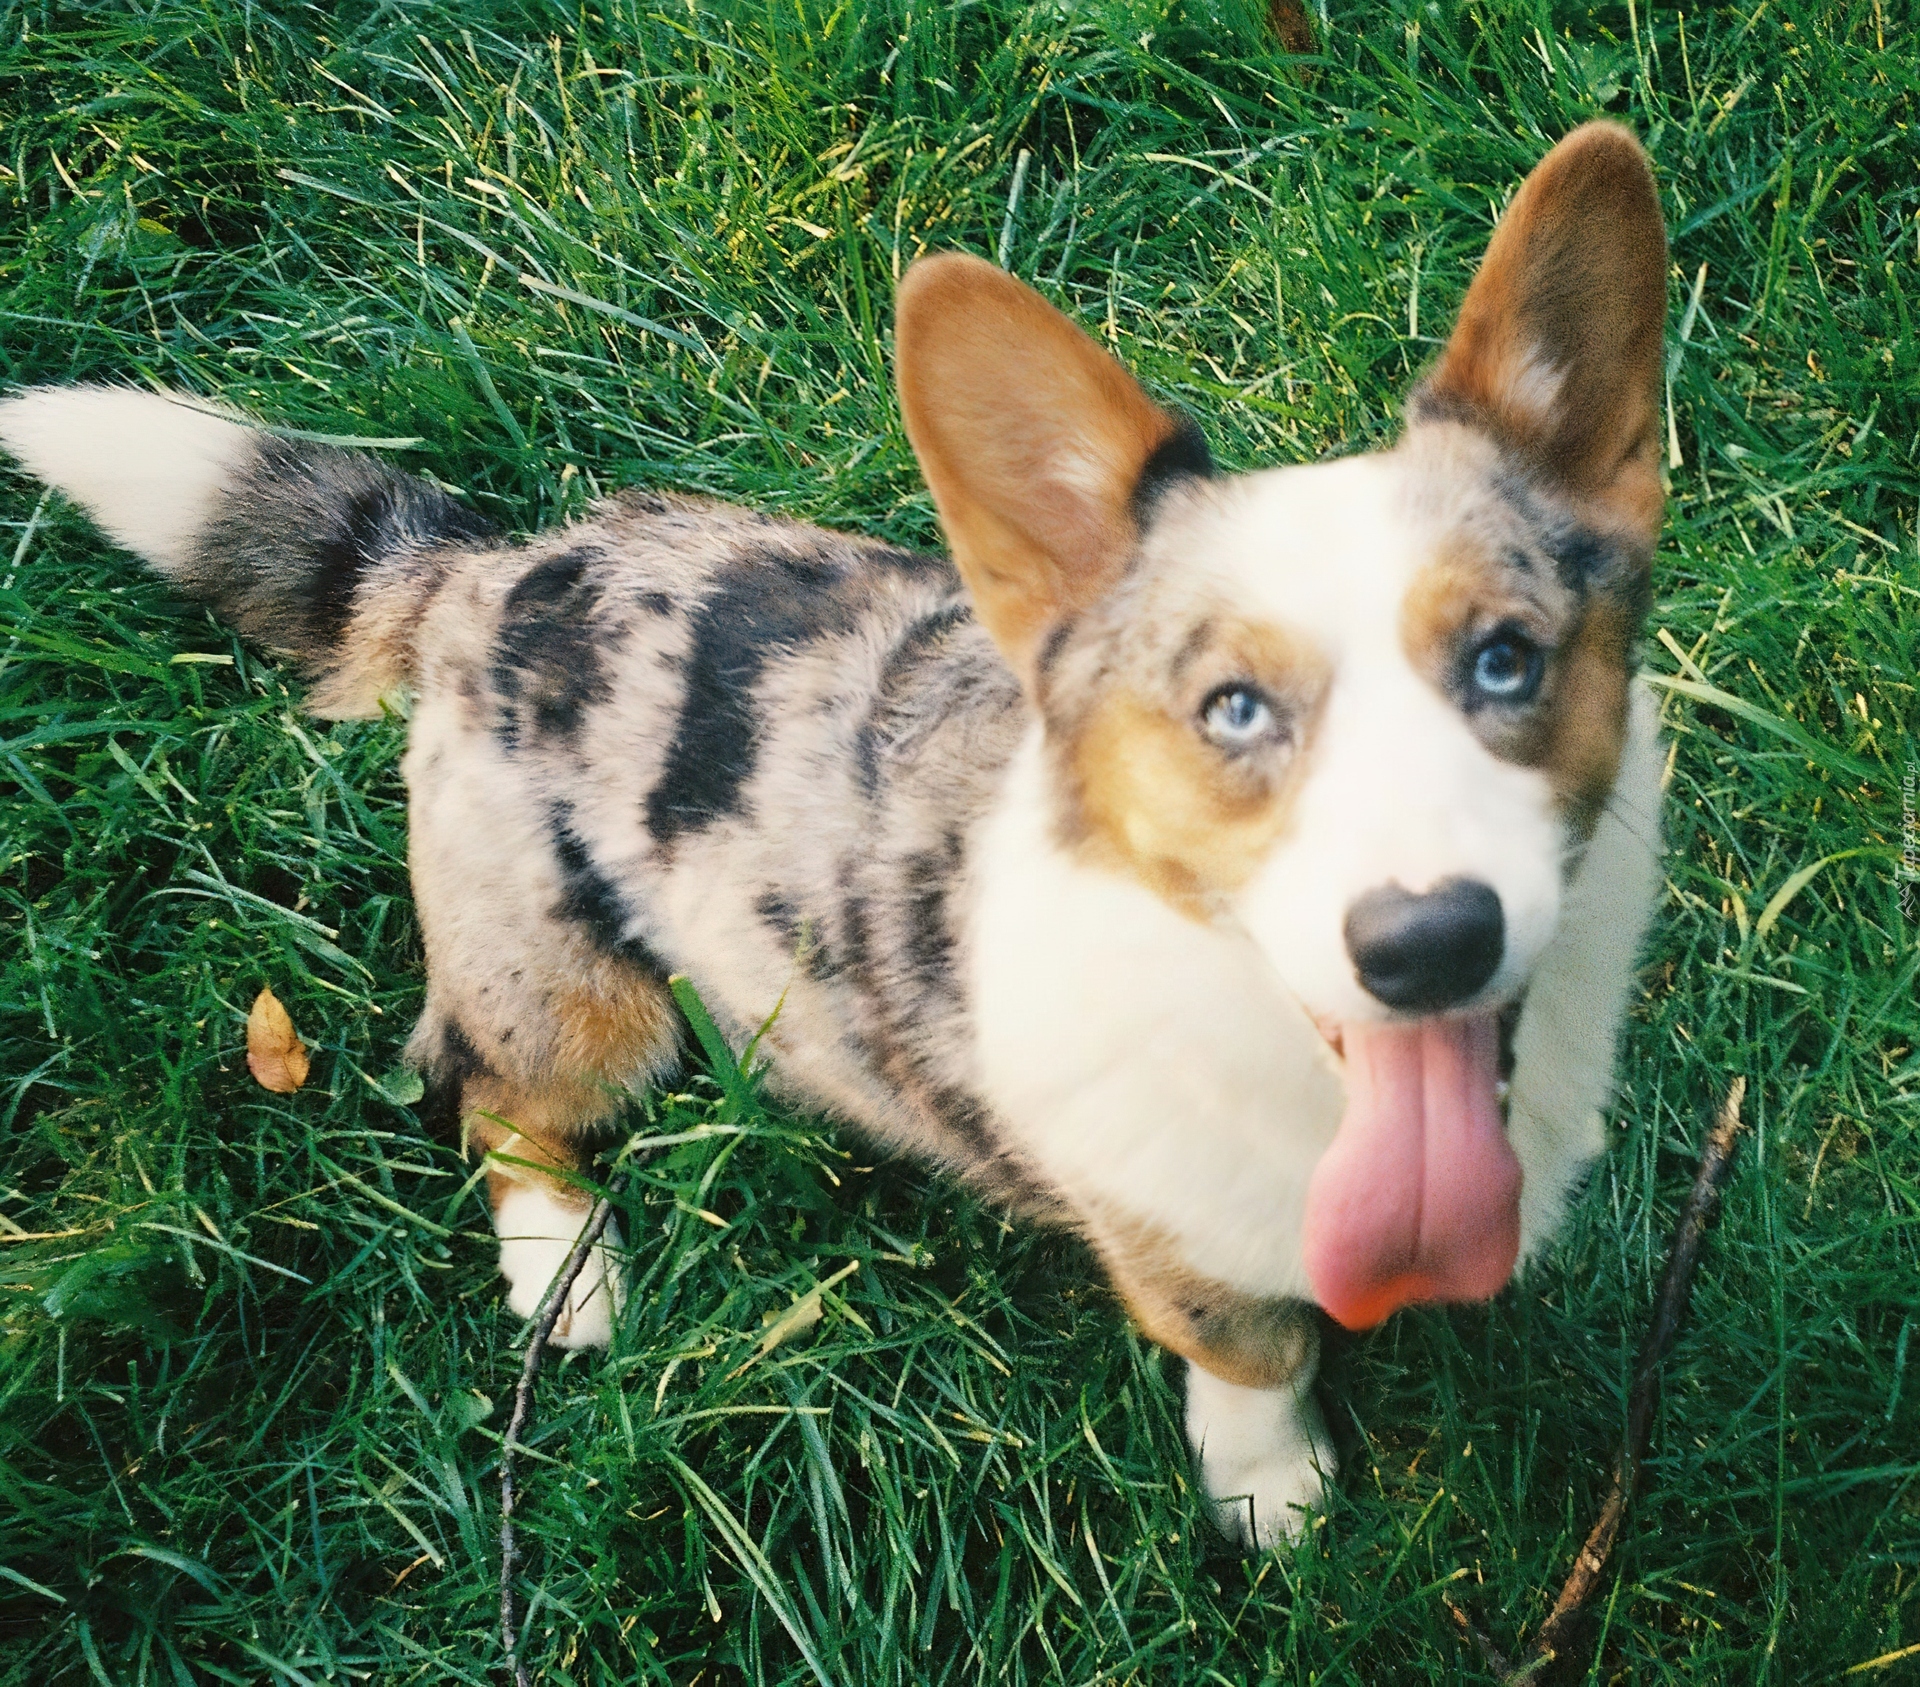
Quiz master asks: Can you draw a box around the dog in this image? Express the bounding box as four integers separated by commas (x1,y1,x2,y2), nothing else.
0,120,1666,1549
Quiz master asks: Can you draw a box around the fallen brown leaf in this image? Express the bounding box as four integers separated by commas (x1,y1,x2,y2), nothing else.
246,987,310,1093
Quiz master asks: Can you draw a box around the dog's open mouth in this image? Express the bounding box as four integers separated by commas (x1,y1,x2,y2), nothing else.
1301,1004,1527,1331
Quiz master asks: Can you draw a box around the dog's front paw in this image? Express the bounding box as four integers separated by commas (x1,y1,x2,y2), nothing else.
1185,1362,1337,1551
494,1183,624,1349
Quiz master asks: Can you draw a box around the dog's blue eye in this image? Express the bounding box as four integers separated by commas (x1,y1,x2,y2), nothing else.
1201,685,1276,747
1470,633,1543,703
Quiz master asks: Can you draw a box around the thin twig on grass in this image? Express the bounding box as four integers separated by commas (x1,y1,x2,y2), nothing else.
1449,1078,1749,1684
499,1182,624,1687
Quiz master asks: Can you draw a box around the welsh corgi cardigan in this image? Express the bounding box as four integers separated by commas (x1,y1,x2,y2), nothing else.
0,121,1667,1549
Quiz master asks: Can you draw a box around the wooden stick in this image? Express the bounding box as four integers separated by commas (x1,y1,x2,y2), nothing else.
1446,1595,1519,1679
499,1184,623,1687
1456,1078,1748,1682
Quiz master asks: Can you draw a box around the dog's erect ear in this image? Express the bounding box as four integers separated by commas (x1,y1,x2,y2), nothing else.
1411,122,1667,542
895,254,1206,681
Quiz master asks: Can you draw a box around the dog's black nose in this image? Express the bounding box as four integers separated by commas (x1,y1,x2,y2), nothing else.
1343,878,1504,1012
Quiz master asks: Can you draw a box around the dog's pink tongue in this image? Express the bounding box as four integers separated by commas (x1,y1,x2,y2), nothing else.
1302,1014,1521,1330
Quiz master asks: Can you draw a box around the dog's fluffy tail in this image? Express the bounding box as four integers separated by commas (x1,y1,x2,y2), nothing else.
0,385,498,716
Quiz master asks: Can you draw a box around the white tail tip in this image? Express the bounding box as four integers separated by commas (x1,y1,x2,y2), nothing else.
0,386,258,574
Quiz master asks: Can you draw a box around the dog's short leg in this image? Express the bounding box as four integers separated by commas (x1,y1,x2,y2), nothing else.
1088,1219,1336,1546
489,1159,624,1351
412,959,678,1350
465,1077,629,1351
1185,1349,1336,1551
401,678,684,1347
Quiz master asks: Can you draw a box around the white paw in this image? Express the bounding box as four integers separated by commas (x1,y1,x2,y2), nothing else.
1186,1361,1337,1551
493,1183,625,1349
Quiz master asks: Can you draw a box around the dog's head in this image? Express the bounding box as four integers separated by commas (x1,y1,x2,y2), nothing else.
897,123,1666,1327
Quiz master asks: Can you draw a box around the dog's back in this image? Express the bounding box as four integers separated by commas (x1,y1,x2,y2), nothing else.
0,387,1052,1213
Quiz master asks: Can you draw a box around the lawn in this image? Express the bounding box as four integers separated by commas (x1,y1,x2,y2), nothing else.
0,0,1915,1681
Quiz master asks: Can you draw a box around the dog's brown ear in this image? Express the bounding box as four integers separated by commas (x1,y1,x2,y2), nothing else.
1412,122,1667,542
895,254,1205,681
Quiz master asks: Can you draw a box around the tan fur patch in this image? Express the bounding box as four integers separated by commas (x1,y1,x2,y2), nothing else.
1087,1206,1318,1390
306,549,448,718
1400,544,1629,836
1062,621,1326,916
460,964,677,1152
1068,692,1288,914
1398,545,1527,677
1540,597,1632,834
546,969,680,1091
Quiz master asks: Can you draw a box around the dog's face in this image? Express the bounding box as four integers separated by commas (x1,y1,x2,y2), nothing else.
900,122,1667,1326
1040,423,1650,1030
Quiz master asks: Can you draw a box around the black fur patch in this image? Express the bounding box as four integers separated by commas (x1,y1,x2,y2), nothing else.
1490,471,1547,533
493,548,614,751
1405,384,1477,431
755,889,840,982
839,888,873,980
293,457,494,645
1168,615,1216,682
197,437,496,660
548,801,673,977
1130,415,1214,525
1493,473,1634,597
418,1020,488,1140
1619,564,1654,626
924,1083,1002,1162
1542,525,1614,592
757,889,802,947
900,832,964,999
855,600,974,796
832,872,1003,1166
866,543,954,578
510,547,595,607
645,549,857,848
1033,617,1076,690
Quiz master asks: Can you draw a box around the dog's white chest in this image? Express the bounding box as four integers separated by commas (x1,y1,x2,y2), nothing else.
968,734,1346,1301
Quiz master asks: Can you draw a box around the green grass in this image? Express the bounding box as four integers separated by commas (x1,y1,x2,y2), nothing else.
0,0,1915,1680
